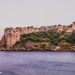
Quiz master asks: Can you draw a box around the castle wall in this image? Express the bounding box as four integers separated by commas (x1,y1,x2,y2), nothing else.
34,28,40,32
63,26,68,32
57,25,63,32
66,28,73,33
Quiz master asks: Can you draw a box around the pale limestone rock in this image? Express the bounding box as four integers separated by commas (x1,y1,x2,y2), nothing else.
0,35,7,47
54,46,61,51
0,47,6,50
6,47,10,50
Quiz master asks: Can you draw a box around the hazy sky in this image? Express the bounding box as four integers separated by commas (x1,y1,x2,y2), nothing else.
0,0,75,39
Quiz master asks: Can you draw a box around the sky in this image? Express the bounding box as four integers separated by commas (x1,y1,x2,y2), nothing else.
0,0,75,39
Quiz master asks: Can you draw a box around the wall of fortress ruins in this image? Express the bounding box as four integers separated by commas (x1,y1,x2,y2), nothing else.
1,22,75,47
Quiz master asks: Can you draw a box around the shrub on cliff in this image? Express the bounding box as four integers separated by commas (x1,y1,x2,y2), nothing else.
26,35,44,42
15,41,20,45
40,44,46,49
66,33,75,45
14,30,75,47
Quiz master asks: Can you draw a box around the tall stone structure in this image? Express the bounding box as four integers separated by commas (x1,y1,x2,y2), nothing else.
57,25,63,32
72,22,75,30
4,28,20,47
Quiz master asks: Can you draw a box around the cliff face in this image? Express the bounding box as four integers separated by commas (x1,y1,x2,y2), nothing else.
0,35,7,47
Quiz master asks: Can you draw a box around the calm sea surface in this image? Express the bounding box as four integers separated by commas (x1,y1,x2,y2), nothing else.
0,51,75,75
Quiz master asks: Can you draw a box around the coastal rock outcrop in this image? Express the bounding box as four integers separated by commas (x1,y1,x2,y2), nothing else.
0,35,7,47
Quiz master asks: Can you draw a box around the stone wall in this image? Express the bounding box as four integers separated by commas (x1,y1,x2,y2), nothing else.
57,25,63,32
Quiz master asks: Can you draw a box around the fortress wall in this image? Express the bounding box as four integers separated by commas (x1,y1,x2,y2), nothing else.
28,28,35,33
34,28,40,32
66,28,73,33
57,25,63,32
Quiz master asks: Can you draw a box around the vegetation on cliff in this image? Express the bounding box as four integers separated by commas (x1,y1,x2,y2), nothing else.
13,30,75,51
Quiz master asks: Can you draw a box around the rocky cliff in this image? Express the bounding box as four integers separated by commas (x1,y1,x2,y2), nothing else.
0,35,7,47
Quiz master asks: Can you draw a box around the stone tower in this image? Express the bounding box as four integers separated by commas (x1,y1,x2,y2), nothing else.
4,28,20,47
57,25,63,32
72,22,75,30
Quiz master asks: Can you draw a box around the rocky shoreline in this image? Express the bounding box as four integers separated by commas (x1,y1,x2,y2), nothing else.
0,45,75,51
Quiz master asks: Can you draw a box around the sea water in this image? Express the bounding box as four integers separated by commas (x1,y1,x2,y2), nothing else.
0,51,75,75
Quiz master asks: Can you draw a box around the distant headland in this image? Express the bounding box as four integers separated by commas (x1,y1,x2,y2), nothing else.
0,22,75,51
